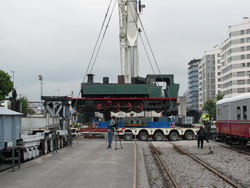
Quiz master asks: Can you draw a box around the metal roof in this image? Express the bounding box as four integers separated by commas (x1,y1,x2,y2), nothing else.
0,107,22,115
216,93,250,105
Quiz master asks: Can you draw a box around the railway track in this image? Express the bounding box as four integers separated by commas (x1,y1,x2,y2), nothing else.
147,141,179,188
171,143,242,188
214,142,250,156
146,141,245,188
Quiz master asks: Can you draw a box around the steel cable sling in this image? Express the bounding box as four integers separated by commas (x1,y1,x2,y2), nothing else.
75,0,116,105
128,2,173,108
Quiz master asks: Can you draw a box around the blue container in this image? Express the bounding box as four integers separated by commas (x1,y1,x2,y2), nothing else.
0,108,22,150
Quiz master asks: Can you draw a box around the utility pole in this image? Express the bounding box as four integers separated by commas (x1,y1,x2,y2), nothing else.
11,71,15,87
38,75,43,113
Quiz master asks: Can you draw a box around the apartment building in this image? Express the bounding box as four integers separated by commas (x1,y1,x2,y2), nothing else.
198,46,220,110
187,59,200,111
219,17,250,98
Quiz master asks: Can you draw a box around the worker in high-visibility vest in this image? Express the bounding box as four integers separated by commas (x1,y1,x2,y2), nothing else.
201,111,210,142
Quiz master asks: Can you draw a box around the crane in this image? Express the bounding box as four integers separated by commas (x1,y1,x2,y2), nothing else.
118,0,145,83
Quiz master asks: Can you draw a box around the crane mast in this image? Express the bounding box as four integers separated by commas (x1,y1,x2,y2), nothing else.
118,0,144,83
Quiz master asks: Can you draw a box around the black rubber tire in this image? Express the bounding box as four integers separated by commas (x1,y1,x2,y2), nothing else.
43,137,48,154
153,132,164,141
49,139,54,152
184,131,194,140
168,132,179,141
124,133,133,141
138,131,148,141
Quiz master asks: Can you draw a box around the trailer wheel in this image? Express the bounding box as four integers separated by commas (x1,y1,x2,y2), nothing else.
49,139,54,152
57,137,61,149
124,133,133,141
168,132,179,141
153,132,164,141
43,137,48,154
138,131,148,141
184,131,194,140
0,155,4,166
60,137,64,147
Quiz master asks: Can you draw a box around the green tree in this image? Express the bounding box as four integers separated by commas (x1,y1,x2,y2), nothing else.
203,99,216,120
0,70,13,101
203,94,224,120
216,92,224,101
19,96,35,116
20,96,28,115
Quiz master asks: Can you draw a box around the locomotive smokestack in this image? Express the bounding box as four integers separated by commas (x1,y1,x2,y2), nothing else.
87,74,94,83
103,77,109,84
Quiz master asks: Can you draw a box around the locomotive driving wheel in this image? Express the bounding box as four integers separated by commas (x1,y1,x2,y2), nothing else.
111,102,121,113
133,102,144,113
122,102,132,113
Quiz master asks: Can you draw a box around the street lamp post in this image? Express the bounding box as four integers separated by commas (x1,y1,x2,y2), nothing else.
38,75,43,113
11,71,15,87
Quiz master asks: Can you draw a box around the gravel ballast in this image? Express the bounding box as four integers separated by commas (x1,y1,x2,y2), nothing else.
140,140,250,188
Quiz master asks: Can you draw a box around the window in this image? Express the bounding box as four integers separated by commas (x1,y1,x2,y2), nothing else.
237,71,245,76
247,54,250,59
238,88,245,93
248,37,250,42
247,63,250,67
243,106,247,120
241,38,245,43
237,106,241,120
241,30,245,35
241,55,245,60
241,47,245,51
237,80,245,85
248,46,250,51
242,63,245,67
247,29,250,34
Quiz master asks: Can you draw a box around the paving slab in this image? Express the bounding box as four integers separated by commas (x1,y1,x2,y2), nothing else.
0,139,148,188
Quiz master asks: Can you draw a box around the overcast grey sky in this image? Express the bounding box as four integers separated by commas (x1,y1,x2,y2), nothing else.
1,0,250,101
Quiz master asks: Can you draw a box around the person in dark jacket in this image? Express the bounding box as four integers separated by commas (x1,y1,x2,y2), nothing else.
107,116,117,149
197,126,206,149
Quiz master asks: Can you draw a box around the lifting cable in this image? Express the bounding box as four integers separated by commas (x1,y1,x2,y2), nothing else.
89,0,118,74
129,2,173,108
138,16,173,105
77,0,116,98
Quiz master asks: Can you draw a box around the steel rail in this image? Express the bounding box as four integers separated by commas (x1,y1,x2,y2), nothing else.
147,141,179,188
171,143,242,188
215,143,250,156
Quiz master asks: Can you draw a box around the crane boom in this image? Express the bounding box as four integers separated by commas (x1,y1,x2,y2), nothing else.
118,0,144,83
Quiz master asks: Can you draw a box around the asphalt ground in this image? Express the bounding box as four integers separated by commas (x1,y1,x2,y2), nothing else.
0,138,149,188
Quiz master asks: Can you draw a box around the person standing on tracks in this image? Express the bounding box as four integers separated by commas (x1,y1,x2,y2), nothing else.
107,116,117,149
201,110,210,143
197,126,206,149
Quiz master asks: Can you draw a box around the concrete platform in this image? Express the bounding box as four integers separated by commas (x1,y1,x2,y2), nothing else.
0,139,149,188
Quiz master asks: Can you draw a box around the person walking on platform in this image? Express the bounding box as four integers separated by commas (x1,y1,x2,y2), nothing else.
201,110,210,142
107,116,117,149
197,126,205,149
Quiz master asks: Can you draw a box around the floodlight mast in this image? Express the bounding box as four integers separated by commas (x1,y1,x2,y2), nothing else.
118,0,144,83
